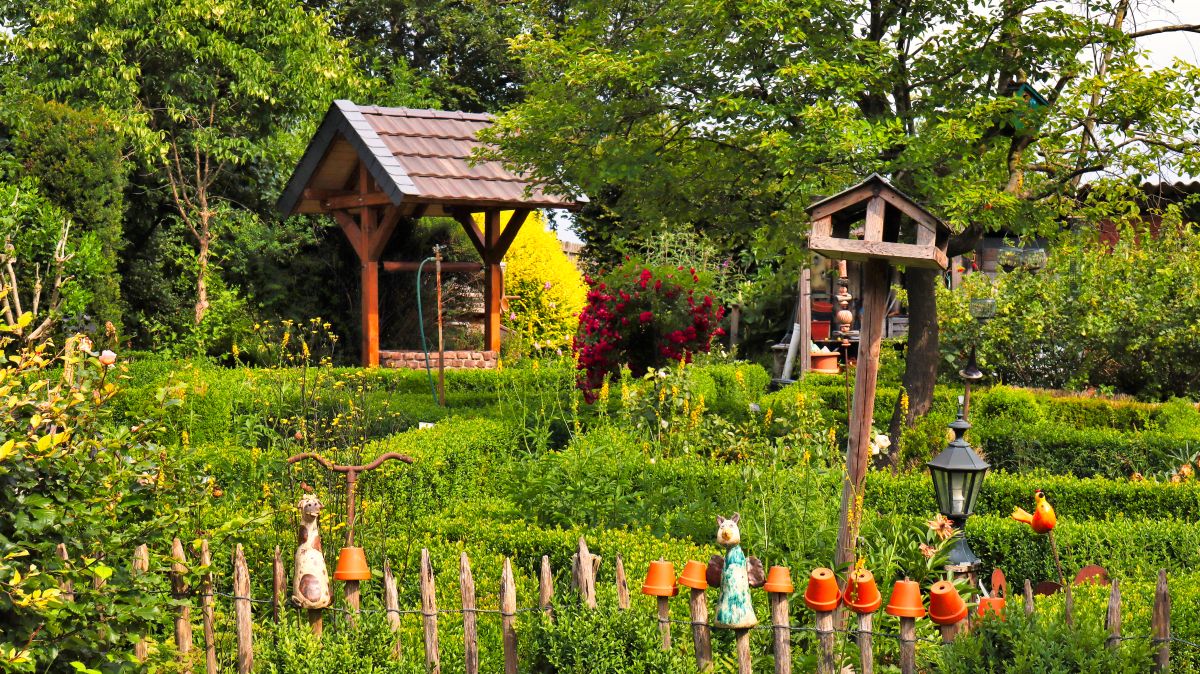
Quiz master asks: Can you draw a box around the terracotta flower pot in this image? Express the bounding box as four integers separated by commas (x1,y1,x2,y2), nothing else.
977,596,1006,620
642,559,678,597
678,560,708,591
810,352,840,374
333,546,371,581
928,580,968,625
763,566,794,594
885,579,925,619
843,568,882,614
804,567,841,612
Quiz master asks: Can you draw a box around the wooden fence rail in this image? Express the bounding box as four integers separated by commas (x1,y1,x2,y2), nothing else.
57,536,1181,673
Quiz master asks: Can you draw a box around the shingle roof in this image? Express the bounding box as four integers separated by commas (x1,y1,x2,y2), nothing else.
278,101,584,215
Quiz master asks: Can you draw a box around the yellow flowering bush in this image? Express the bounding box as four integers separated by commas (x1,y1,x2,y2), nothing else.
494,211,586,355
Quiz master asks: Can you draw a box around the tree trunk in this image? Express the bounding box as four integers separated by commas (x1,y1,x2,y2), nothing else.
195,227,210,324
886,267,939,466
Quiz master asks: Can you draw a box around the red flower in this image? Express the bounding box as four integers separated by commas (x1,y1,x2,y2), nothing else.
639,311,654,323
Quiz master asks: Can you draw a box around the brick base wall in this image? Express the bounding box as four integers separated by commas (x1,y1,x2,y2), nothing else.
380,350,498,370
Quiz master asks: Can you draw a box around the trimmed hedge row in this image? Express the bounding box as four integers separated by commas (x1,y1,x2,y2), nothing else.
974,385,1200,434
972,418,1193,478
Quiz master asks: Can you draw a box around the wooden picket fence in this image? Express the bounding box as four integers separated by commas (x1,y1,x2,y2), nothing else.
60,537,1179,673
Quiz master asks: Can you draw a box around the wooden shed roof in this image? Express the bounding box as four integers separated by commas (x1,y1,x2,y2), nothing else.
277,100,584,216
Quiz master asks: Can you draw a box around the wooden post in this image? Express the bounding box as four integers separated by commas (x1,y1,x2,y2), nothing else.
730,304,741,352
483,210,502,353
939,622,958,644
735,628,752,674
460,553,479,674
133,544,149,662
1063,582,1073,626
56,544,73,603
345,576,362,622
233,544,252,674
384,559,403,658
688,587,712,671
834,258,891,569
656,596,671,650
1023,579,1034,617
308,607,323,637
420,548,441,673
615,553,630,610
798,268,811,377
899,617,917,674
856,612,873,674
271,545,285,623
170,537,193,669
573,537,598,609
1153,569,1170,672
501,558,518,674
816,610,836,674
769,590,792,674
539,555,554,618
1105,579,1122,650
358,164,381,368
198,541,217,674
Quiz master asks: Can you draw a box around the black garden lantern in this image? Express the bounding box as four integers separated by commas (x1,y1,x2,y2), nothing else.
927,414,990,567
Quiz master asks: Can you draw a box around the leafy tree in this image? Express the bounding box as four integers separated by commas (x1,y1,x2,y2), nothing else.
484,0,1200,450
3,0,366,327
497,210,587,355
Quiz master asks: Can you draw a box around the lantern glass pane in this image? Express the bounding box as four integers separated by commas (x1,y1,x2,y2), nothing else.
949,471,967,515
930,467,952,514
962,469,987,515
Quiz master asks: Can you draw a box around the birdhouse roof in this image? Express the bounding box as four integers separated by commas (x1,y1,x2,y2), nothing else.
806,173,947,233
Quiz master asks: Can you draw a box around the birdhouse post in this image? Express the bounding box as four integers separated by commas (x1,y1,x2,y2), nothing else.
806,174,951,571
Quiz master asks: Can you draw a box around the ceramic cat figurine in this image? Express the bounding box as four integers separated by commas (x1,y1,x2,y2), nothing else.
705,513,765,628
292,494,332,609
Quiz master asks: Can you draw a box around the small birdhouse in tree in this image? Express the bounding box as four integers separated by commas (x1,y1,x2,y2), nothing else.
806,173,950,270
1003,80,1049,133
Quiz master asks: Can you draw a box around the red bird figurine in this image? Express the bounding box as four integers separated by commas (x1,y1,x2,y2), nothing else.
1012,489,1056,534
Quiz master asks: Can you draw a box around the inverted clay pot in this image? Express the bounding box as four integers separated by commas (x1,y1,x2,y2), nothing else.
928,580,968,626
843,568,882,614
763,566,794,594
804,567,841,612
885,579,926,619
642,559,678,597
810,352,840,374
977,596,1006,621
678,560,709,591
333,546,372,581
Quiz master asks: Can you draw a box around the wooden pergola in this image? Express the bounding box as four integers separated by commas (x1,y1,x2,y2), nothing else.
278,101,584,366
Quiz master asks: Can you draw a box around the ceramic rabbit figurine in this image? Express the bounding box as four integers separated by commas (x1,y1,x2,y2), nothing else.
705,513,765,628
292,494,332,609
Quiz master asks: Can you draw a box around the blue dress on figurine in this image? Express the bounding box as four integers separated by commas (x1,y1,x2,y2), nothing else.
706,514,765,629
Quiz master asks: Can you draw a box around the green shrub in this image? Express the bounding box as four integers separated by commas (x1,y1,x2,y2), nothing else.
973,386,1043,425
973,418,1190,478
526,605,693,673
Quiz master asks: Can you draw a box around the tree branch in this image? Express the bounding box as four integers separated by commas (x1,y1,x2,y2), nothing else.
1128,24,1200,39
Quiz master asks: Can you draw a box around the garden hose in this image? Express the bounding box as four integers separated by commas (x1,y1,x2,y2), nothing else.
416,256,438,403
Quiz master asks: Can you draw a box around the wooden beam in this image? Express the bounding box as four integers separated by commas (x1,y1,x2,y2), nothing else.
383,261,482,273
490,209,531,263
368,205,404,261
876,188,944,236
330,211,366,261
809,235,949,270
359,164,380,368
483,210,502,353
321,191,394,210
808,184,878,222
864,196,886,242
452,211,488,260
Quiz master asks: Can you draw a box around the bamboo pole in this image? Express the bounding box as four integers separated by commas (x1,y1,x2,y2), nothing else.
816,610,836,674
735,628,752,674
769,591,791,674
420,548,441,673
198,541,217,674
539,555,554,619
171,537,193,669
460,552,479,674
1023,579,1034,617
56,544,73,603
1153,570,1170,672
133,544,149,662
501,558,518,674
656,596,671,650
233,544,252,674
272,545,285,623
615,553,630,610
383,559,402,658
1105,579,1122,650
688,587,712,671
899,617,917,674
856,613,873,674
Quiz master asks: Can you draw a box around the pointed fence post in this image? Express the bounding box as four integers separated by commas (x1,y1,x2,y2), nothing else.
688,586,713,671
572,537,599,608
735,629,752,674
501,558,519,674
615,553,630,610
816,610,836,674
539,555,554,619
1153,570,1170,672
198,540,218,674
460,553,479,674
171,537,194,669
899,617,917,674
657,595,672,651
420,548,441,673
233,544,253,674
1063,582,1074,626
1106,579,1122,650
768,589,792,674
133,544,149,662
383,559,403,659
1023,579,1034,617
272,545,285,623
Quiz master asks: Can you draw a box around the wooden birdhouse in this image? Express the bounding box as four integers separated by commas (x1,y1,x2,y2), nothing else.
1003,80,1049,133
806,173,950,270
